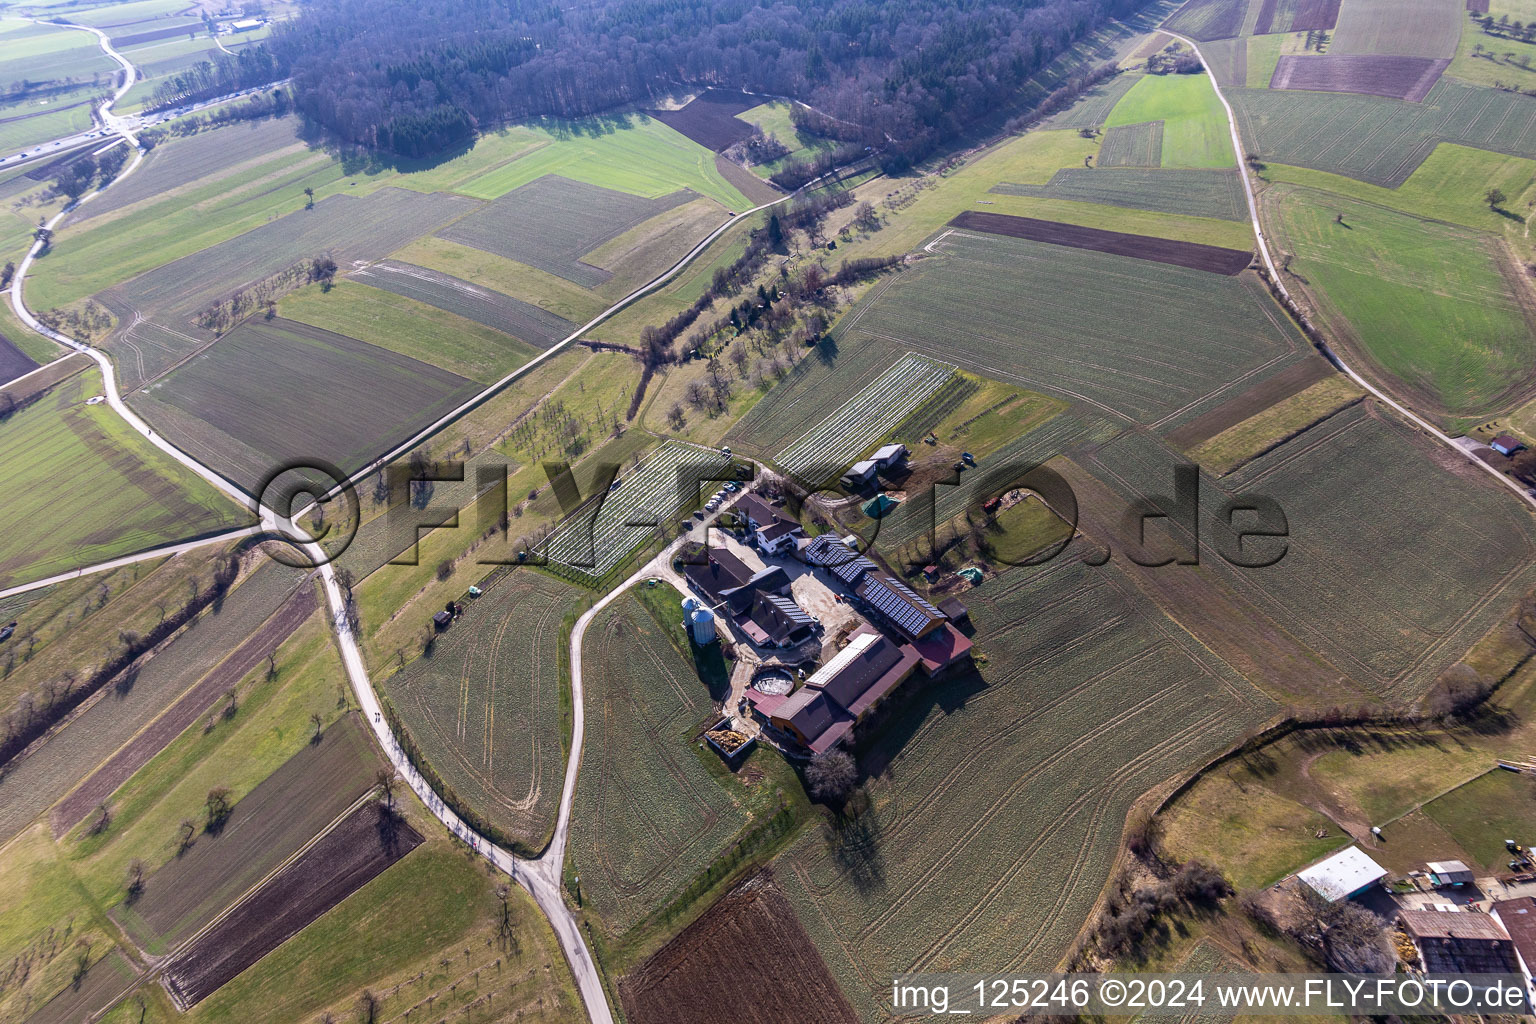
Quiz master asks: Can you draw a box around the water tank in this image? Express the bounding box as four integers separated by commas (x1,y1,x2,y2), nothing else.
690,607,717,645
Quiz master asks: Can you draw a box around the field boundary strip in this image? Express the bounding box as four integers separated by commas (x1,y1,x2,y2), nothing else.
948,210,1253,274
774,353,957,475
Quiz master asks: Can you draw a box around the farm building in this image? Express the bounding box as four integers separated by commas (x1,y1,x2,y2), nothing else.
841,459,880,489
738,592,817,648
682,548,756,605
1493,434,1524,456
754,627,920,752
856,572,946,641
937,596,969,624
722,566,792,614
1399,909,1520,974
1426,860,1475,888
735,494,806,555
872,443,908,468
1490,898,1536,1007
1297,847,1387,902
799,534,878,585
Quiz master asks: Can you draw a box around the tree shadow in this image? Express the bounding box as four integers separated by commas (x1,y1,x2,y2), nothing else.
823,805,886,894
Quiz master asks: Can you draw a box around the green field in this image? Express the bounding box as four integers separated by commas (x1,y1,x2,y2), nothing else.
351,259,578,350
1105,72,1237,168
438,175,696,288
825,231,1299,429
133,317,481,494
739,99,839,173
384,571,582,854
583,196,730,301
279,281,539,384
1424,769,1536,870
455,116,753,210
992,167,1248,220
1230,77,1536,187
1040,72,1145,129
1448,2,1536,89
1187,375,1365,472
390,236,609,326
1266,185,1536,419
1098,120,1164,166
0,368,249,590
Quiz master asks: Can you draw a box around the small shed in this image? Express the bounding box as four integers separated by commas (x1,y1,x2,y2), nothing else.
841,460,880,489
432,610,452,630
937,597,969,624
1297,846,1387,902
872,443,908,468
1493,434,1525,456
1427,860,1476,887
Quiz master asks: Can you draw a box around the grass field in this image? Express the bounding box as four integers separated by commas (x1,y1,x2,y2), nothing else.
992,167,1248,220
1230,77,1536,187
278,281,539,384
1164,0,1250,40
582,196,730,301
1105,73,1237,168
0,368,249,590
1265,184,1536,420
1448,2,1536,89
1187,375,1365,472
389,236,609,326
1330,0,1464,57
1259,142,1536,233
1098,120,1164,166
439,176,694,289
455,116,753,210
740,100,839,174
777,557,1273,1020
1423,769,1536,870
384,571,582,853
349,260,578,350
133,317,481,495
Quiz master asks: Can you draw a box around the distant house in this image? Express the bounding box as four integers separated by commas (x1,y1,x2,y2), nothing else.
1491,898,1536,1008
229,17,264,31
1400,909,1520,974
1494,434,1525,457
1297,847,1387,902
1426,860,1476,888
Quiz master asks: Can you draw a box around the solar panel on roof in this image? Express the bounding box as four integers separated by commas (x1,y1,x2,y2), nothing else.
861,575,939,637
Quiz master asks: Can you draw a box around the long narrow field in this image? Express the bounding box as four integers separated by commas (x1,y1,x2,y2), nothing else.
1163,0,1248,39
1229,78,1536,187
276,281,540,385
132,317,482,495
544,439,722,578
163,803,425,1007
777,558,1273,1020
109,714,381,954
349,259,578,350
1269,54,1450,102
384,571,582,853
774,354,956,478
950,211,1252,273
437,176,695,288
0,368,251,591
1264,184,1536,420
1329,0,1464,57
1253,0,1342,34
991,168,1248,221
571,593,752,937
837,230,1304,430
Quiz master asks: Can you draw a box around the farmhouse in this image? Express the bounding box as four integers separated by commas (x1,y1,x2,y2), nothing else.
1297,847,1387,902
682,548,756,605
1399,909,1520,974
1491,898,1536,1007
735,493,806,555
738,592,817,648
1493,434,1524,457
722,566,793,614
758,628,920,752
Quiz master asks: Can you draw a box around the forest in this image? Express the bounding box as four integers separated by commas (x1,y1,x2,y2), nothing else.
250,0,1147,161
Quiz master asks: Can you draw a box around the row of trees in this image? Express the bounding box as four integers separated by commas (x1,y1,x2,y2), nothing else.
252,0,1147,162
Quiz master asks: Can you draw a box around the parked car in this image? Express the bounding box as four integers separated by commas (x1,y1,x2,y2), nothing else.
0,622,15,643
